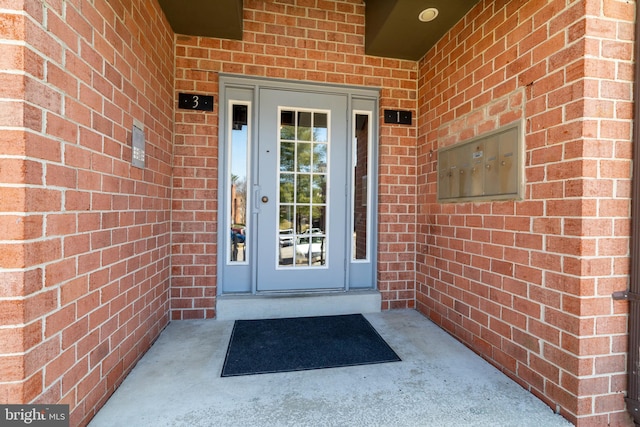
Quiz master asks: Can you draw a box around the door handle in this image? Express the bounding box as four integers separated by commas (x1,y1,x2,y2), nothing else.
261,196,269,203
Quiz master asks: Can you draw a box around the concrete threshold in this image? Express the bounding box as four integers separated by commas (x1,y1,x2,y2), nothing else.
216,290,381,320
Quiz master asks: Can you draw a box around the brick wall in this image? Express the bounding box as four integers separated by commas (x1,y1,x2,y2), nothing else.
0,1,174,425
172,0,417,319
2,0,633,425
416,0,634,425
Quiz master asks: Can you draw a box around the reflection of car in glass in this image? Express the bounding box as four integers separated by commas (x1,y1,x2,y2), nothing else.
302,228,322,235
231,227,245,244
296,235,325,259
279,229,294,246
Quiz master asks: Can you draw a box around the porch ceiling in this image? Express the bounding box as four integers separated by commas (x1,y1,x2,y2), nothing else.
157,0,480,61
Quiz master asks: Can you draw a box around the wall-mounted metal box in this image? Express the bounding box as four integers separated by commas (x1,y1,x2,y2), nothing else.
437,121,523,203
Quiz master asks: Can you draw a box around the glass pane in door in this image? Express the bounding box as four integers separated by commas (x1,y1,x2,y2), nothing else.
278,108,329,268
353,113,370,261
229,104,249,263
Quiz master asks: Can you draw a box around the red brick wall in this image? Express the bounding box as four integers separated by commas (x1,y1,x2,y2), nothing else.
3,0,633,425
0,1,174,425
416,0,634,425
172,0,417,319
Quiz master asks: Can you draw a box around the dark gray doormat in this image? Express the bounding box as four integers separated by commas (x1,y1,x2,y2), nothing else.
221,314,401,377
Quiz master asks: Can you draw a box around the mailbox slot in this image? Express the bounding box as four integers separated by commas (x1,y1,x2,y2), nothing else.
438,150,451,200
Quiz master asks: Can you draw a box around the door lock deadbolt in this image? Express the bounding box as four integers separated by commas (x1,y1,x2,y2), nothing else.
261,196,269,203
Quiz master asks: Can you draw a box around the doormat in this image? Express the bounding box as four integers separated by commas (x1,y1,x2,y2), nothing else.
221,314,401,377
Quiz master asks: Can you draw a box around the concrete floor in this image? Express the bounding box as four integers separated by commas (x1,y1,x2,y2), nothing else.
89,310,572,427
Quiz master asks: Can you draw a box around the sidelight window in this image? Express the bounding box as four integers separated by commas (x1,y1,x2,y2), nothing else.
228,103,250,264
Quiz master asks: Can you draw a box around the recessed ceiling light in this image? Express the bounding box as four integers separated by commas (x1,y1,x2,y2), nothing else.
418,8,439,22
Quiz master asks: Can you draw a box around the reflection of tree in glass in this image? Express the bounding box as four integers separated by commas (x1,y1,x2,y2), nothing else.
280,142,295,171
232,174,247,197
280,174,295,203
280,117,324,141
278,110,329,242
281,124,295,141
297,205,310,233
313,144,327,172
312,175,326,203
279,206,293,230
230,174,247,226
297,175,311,203
312,206,326,232
297,143,311,173
236,179,246,206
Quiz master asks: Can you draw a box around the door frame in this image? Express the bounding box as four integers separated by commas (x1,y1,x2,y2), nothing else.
217,74,380,296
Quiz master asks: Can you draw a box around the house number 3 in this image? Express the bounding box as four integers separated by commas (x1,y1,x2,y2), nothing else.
178,93,214,112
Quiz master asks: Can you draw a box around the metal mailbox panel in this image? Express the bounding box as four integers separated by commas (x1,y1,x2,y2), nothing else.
437,120,522,203
468,142,484,197
455,145,472,198
438,150,450,200
448,147,461,199
498,127,518,195
483,135,500,196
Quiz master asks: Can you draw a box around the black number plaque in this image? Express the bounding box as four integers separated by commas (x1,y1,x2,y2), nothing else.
179,93,214,111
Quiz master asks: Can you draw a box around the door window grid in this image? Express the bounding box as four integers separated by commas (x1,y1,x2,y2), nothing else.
278,108,329,268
